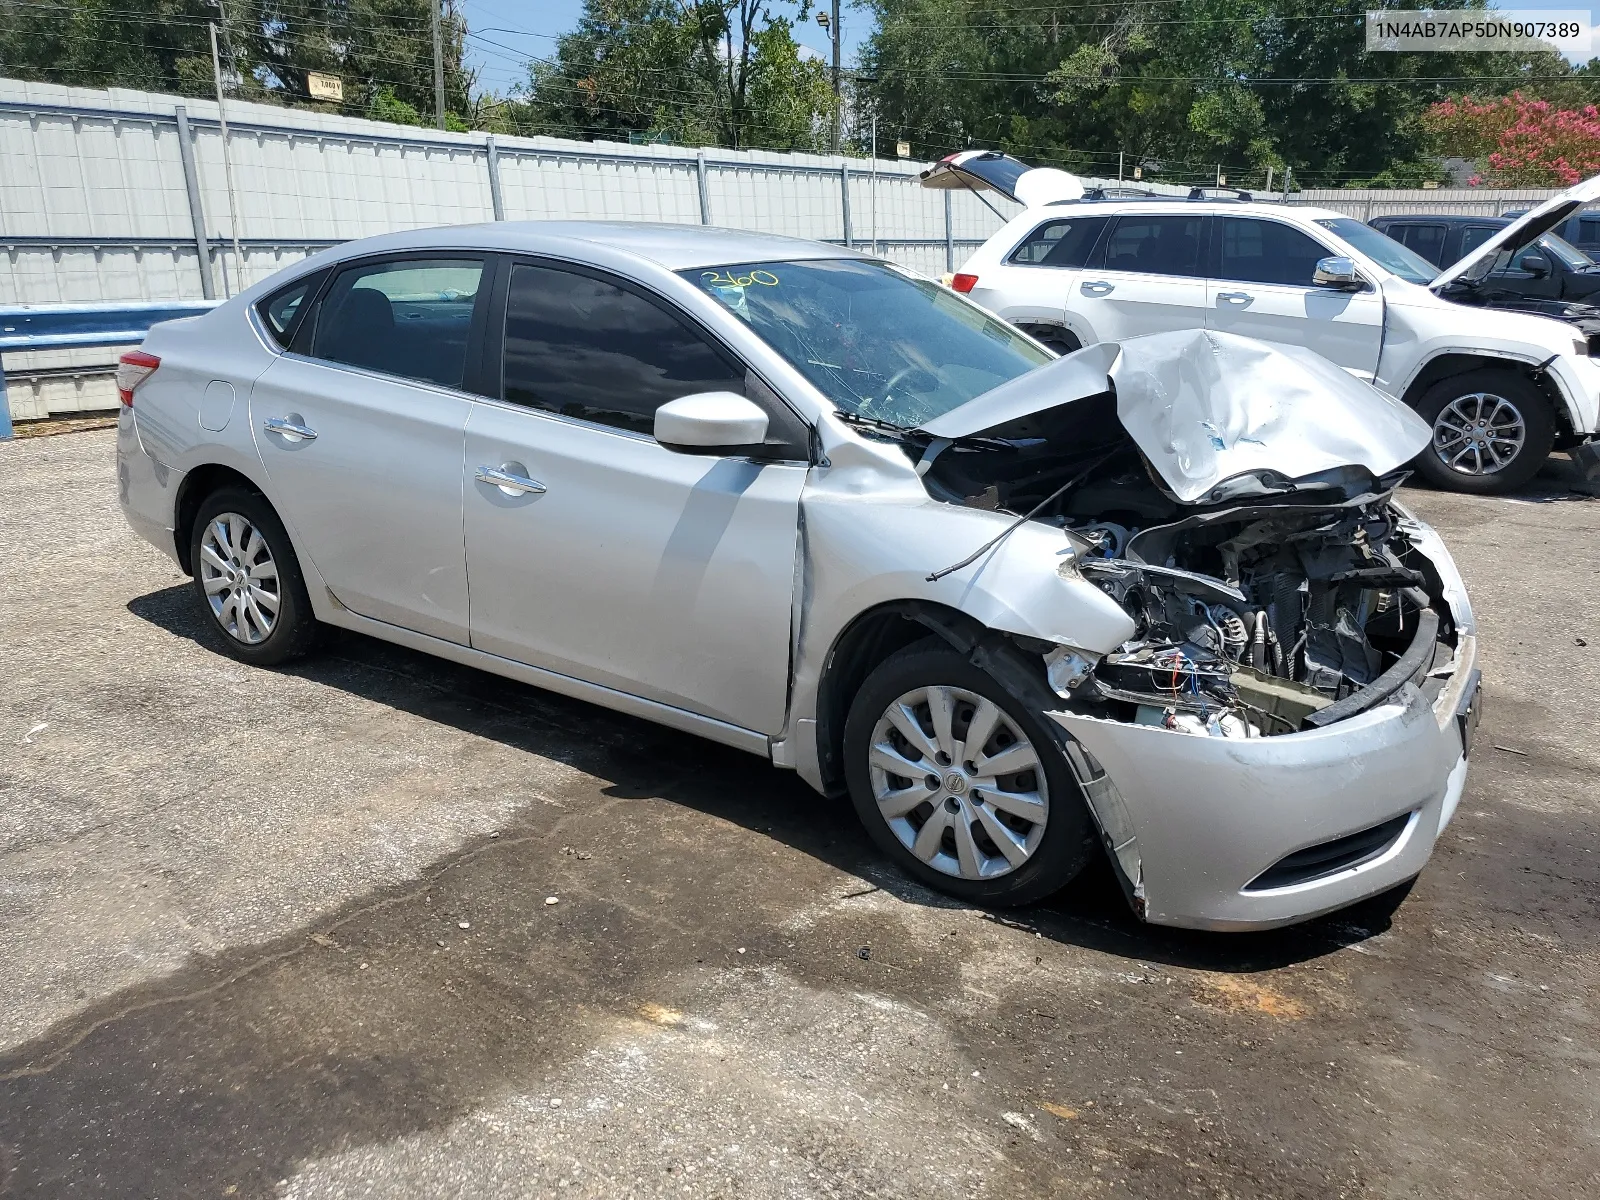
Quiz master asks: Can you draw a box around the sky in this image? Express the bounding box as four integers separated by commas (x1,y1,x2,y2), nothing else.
459,0,874,98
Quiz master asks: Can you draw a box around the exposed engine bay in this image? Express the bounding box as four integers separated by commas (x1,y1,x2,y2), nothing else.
911,385,1459,739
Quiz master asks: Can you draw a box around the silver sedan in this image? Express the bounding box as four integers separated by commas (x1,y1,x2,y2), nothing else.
115,222,1480,929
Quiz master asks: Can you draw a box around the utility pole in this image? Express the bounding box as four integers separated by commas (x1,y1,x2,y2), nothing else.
817,4,841,152
208,18,245,297
431,0,446,130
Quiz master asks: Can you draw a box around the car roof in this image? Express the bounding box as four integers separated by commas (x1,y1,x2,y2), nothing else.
1371,214,1511,227
306,221,861,273
1021,200,1349,222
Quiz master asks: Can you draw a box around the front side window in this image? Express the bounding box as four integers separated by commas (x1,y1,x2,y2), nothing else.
501,262,744,435
1458,225,1509,261
311,257,483,388
1099,215,1207,278
1314,217,1437,284
1578,216,1600,245
1009,217,1107,267
1218,218,1334,285
683,258,1050,430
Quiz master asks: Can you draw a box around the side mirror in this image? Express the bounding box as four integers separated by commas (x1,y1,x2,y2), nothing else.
1519,253,1551,278
1313,255,1364,290
654,391,769,455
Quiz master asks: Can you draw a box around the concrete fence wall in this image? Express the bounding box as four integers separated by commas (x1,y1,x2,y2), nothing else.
0,75,1570,421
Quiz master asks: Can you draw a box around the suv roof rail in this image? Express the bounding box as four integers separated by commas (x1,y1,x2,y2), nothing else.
1188,186,1255,201
1081,185,1163,200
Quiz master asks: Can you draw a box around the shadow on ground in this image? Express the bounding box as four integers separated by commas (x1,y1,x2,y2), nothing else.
125,581,1400,975
0,582,1403,1197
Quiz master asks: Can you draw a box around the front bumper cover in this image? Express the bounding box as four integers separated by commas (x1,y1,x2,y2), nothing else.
1047,633,1477,931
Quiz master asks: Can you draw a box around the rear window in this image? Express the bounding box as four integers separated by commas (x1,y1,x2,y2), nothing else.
1008,217,1107,267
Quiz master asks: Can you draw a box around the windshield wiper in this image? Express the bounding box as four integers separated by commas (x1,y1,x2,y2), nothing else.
832,409,910,435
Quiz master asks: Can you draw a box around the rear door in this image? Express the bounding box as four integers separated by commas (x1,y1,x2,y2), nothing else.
985,214,1108,333
461,258,809,735
1207,216,1384,377
1068,212,1210,340
251,253,488,643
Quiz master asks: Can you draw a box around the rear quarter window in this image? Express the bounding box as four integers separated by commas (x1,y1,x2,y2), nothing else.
256,271,326,348
1008,217,1108,267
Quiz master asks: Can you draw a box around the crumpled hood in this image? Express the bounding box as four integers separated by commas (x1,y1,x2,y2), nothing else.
919,329,1432,504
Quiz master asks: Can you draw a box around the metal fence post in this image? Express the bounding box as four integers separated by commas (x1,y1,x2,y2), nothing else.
697,152,711,225
0,361,13,439
174,105,216,300
944,191,954,272
841,163,853,248
485,135,505,220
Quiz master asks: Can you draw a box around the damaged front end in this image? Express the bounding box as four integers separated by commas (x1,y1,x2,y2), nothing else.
915,329,1461,740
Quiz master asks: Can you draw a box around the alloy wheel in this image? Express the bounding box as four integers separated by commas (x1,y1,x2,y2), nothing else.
867,685,1050,880
1432,392,1527,476
198,512,280,644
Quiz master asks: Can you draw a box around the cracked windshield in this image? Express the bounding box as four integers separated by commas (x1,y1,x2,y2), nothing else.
684,258,1051,428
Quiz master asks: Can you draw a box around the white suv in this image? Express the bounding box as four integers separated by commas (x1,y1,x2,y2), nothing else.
924,152,1600,494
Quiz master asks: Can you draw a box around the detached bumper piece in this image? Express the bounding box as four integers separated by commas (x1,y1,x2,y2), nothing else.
1304,609,1440,728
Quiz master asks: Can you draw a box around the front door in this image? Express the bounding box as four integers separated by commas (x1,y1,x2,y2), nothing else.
463,260,808,735
1207,216,1385,378
251,254,488,643
1068,212,1211,341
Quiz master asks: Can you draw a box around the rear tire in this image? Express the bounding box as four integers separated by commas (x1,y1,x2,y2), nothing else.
842,640,1096,906
1410,369,1555,494
1020,324,1082,356
188,487,319,666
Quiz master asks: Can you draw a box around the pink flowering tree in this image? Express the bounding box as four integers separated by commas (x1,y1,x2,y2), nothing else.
1425,93,1600,186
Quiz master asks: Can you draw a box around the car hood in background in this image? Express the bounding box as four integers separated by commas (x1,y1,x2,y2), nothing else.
1431,172,1600,289
918,150,1085,207
919,329,1432,504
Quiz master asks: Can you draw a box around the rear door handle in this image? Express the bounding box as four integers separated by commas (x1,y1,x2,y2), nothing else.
1080,280,1113,296
263,416,317,441
1217,291,1254,305
476,464,547,496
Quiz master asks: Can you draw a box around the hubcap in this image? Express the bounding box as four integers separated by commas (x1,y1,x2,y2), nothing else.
1432,392,1526,476
867,685,1049,881
198,512,280,645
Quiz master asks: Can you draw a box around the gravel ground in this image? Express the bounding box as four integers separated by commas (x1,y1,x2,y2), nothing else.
1,428,1596,1199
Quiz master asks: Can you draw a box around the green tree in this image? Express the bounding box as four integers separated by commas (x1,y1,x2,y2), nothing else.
860,0,1600,188
0,0,473,126
520,0,838,150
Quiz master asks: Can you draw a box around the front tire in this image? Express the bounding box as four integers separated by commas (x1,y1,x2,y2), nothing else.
1411,370,1555,494
842,641,1096,906
189,487,318,666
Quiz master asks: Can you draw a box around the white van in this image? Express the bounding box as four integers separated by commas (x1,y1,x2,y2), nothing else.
923,152,1600,494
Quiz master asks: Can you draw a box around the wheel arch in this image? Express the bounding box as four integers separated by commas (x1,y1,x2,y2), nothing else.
811,599,1059,796
172,463,267,575
1401,352,1577,441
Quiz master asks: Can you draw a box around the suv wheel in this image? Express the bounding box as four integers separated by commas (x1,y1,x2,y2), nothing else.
189,487,319,665
842,641,1096,906
1020,324,1082,356
1412,369,1554,494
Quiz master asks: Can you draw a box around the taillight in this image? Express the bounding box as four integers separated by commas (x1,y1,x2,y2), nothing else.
951,273,979,294
116,349,161,407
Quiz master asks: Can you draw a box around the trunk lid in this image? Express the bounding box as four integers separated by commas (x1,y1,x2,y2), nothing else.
918,150,1084,207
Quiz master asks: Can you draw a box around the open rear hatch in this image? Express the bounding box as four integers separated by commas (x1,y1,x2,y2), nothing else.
918,150,1085,207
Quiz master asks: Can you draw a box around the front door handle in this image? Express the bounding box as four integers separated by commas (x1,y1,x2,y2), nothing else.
1217,290,1254,305
1080,280,1114,296
476,464,547,496
263,415,317,441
